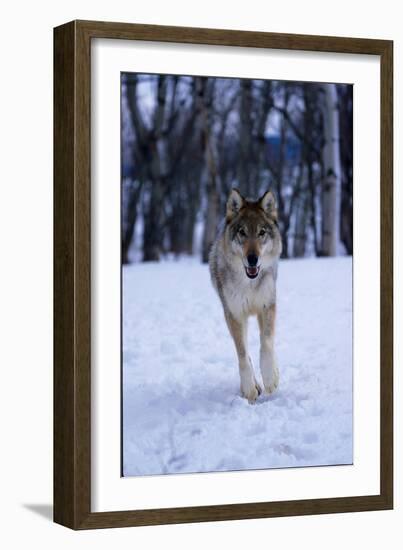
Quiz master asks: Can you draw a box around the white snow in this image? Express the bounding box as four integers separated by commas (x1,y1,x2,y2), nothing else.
122,257,353,476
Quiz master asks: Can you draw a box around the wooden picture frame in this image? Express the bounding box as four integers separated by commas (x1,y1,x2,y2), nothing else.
54,19,393,529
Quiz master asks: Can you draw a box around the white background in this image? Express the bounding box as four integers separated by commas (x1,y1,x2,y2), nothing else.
92,40,380,511
0,0,400,548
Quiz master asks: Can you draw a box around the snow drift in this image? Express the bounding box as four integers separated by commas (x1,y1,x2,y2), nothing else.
122,257,352,476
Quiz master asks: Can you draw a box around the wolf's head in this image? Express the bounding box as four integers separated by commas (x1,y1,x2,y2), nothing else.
225,188,282,279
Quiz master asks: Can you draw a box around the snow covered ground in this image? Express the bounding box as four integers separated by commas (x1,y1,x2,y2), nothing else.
122,257,353,476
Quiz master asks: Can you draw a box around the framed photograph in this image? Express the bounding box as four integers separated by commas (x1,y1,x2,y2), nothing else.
54,20,393,529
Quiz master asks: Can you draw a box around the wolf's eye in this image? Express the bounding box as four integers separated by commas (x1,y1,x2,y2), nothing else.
259,229,266,237
239,228,246,237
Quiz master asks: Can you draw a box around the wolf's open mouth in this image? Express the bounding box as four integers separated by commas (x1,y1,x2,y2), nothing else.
245,266,260,279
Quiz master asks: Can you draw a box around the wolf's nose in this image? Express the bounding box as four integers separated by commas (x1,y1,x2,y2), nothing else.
247,254,258,267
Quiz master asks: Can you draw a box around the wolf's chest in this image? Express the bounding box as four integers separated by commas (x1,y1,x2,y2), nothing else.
224,271,275,318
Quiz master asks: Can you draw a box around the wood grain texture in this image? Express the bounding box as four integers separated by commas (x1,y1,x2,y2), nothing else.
54,21,76,528
54,21,91,529
74,19,391,54
380,41,393,506
53,19,393,530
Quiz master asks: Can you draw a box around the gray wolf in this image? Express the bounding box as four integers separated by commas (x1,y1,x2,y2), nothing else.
209,189,282,403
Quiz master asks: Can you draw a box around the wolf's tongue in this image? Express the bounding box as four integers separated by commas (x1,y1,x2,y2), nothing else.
247,267,258,276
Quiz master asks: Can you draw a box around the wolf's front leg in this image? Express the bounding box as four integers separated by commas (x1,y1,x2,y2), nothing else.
258,304,279,394
225,312,261,403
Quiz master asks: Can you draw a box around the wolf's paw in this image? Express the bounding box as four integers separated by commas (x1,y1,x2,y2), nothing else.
241,379,262,404
263,365,279,395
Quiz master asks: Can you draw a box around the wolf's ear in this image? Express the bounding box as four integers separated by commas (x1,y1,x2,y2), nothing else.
259,190,277,220
226,188,244,221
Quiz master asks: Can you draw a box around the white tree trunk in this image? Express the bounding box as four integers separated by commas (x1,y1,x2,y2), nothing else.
321,83,342,256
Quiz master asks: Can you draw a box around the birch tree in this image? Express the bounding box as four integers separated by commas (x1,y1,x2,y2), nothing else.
121,76,352,263
196,78,221,264
338,84,353,255
293,165,309,257
126,75,203,261
321,83,342,256
237,79,253,196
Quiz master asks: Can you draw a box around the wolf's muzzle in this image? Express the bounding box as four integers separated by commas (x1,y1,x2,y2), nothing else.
247,253,258,267
245,254,260,279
